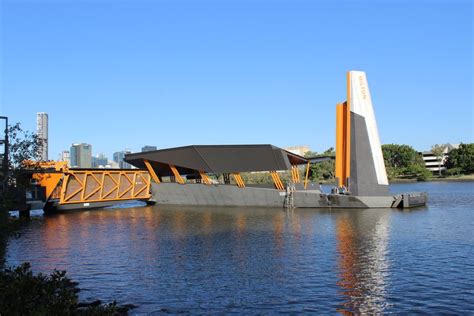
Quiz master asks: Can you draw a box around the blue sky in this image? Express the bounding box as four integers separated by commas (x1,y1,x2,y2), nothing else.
1,0,472,160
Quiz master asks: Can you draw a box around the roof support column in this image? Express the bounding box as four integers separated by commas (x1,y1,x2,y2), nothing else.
304,161,310,189
144,159,160,183
169,164,185,184
270,171,285,191
199,171,211,185
232,173,245,188
291,165,301,183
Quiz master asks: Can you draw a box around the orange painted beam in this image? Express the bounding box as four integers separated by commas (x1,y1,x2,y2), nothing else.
144,159,160,183
335,100,351,188
32,173,63,200
344,73,352,185
199,171,211,185
304,161,310,189
270,171,284,191
169,165,185,184
335,103,344,186
232,173,245,188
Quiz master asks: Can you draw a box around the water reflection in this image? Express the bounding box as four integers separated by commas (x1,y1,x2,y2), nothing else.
4,182,473,314
7,206,393,313
0,234,6,268
335,209,391,314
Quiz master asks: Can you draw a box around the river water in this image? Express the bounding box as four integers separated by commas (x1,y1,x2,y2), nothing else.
3,182,474,314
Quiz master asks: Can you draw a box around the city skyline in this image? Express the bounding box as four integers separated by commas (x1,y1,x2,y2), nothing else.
64,141,135,168
1,1,472,159
22,111,474,163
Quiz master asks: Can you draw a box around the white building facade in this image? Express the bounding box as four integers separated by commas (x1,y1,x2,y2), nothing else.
59,150,70,167
284,146,311,156
422,144,459,174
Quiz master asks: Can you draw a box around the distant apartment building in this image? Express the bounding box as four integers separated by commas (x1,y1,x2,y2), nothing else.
92,153,108,168
142,145,157,152
36,112,48,161
70,143,92,168
113,150,132,169
421,143,459,174
284,145,311,157
59,150,71,167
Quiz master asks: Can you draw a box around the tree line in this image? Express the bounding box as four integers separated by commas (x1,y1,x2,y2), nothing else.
1,123,43,224
445,143,474,175
304,143,474,182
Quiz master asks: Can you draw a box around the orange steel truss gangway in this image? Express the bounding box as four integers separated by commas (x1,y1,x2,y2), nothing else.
26,161,152,211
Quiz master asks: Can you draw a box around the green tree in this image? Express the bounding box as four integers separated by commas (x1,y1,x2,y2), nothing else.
304,148,335,182
431,144,446,177
382,144,418,169
1,123,42,214
303,151,319,158
446,143,474,174
403,163,432,181
382,144,430,180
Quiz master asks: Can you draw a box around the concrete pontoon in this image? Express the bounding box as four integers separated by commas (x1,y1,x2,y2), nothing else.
125,71,427,209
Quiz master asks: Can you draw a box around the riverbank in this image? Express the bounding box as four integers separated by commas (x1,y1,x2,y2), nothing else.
390,173,474,183
430,173,474,181
315,173,474,185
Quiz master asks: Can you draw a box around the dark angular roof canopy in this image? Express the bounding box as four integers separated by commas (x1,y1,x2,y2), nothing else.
125,144,308,176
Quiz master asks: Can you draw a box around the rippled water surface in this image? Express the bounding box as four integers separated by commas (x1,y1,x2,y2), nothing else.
4,182,474,314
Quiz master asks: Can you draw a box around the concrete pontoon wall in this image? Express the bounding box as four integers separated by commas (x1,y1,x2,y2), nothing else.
151,183,396,208
152,183,288,207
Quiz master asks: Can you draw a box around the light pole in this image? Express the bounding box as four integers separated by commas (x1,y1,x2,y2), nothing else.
0,116,8,195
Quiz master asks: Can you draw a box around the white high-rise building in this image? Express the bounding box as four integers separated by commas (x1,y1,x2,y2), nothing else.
36,112,48,161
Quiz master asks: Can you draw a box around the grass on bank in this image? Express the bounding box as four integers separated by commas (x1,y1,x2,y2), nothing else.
426,173,474,181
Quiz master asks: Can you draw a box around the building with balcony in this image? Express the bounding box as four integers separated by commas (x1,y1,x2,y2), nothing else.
421,143,459,174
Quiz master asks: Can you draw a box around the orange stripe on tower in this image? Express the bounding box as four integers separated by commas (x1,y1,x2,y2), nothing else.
345,72,351,187
335,103,344,185
335,72,352,188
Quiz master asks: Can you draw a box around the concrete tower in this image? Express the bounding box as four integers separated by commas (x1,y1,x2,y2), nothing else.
335,71,389,196
36,112,48,161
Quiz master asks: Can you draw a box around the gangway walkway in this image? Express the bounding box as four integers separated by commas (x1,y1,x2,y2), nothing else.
26,161,152,211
